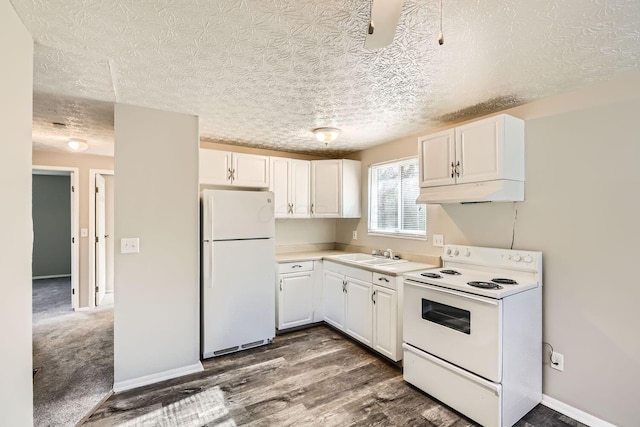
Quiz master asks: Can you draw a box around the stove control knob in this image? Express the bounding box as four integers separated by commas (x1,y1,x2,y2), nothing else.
445,248,452,255
464,249,471,257
513,254,522,262
524,255,533,263
453,249,460,256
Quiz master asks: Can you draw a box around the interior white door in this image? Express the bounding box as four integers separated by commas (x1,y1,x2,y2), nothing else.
95,173,106,306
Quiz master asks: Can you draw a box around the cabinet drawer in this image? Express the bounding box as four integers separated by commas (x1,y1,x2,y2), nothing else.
373,272,396,290
279,261,313,274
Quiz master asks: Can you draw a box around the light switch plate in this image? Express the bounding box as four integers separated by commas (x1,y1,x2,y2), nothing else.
433,234,444,247
352,230,358,240
121,238,140,254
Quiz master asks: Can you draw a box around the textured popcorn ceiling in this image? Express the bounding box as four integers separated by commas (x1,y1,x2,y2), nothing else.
12,0,640,157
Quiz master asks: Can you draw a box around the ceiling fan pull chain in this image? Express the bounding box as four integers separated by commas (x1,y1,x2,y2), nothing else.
438,0,444,45
368,0,375,34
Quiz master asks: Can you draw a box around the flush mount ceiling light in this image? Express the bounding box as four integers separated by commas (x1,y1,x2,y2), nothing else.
67,138,89,152
313,127,341,145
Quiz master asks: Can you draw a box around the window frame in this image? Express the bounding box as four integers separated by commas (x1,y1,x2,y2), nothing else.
367,156,427,240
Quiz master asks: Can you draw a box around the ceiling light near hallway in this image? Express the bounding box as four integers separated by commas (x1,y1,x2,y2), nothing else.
67,138,88,152
313,127,341,145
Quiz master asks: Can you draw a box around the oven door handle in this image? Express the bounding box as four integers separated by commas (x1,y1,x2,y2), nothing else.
404,280,499,306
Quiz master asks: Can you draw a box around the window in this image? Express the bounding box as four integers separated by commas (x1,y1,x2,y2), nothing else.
368,157,426,238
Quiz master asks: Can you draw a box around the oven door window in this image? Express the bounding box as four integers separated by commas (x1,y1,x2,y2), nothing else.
421,299,470,334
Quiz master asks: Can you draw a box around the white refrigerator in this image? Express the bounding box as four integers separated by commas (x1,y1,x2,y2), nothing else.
201,189,276,359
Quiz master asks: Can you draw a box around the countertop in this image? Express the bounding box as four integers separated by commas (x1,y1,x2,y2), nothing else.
276,250,438,276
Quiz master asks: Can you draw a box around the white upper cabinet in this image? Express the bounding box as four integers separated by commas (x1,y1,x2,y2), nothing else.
270,157,310,218
419,114,524,188
199,149,269,188
311,159,361,218
419,129,456,187
199,149,233,186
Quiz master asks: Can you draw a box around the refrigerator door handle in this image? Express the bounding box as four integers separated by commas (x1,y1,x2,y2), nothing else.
203,241,213,288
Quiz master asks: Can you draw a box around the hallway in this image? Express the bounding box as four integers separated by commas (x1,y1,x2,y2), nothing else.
32,278,113,426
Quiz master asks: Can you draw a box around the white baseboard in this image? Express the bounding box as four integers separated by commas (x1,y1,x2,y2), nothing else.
33,274,71,280
542,394,617,427
74,307,91,312
113,362,204,393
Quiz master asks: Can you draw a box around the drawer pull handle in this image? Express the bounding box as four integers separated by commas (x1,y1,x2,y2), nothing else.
292,264,302,268
378,277,389,282
371,290,376,304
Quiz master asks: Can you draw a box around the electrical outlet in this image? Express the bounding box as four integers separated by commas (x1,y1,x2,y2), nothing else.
352,230,358,240
121,238,140,254
433,234,444,247
550,351,564,371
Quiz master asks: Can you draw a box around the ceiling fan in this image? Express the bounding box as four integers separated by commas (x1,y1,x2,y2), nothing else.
364,0,405,50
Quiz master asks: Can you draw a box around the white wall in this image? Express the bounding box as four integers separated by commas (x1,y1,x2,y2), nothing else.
114,104,201,390
337,72,640,426
0,0,34,424
275,219,337,248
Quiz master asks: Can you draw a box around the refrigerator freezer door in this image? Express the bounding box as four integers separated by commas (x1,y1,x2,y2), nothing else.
202,238,276,358
202,189,275,241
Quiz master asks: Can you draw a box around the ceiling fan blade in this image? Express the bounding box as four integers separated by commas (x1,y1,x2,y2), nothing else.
364,0,404,50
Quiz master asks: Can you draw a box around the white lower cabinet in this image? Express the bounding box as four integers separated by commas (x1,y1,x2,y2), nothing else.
345,278,373,346
323,270,346,330
372,284,398,360
323,261,401,361
277,261,315,331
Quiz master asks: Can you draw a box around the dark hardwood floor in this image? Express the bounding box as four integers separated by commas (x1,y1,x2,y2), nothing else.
84,325,584,426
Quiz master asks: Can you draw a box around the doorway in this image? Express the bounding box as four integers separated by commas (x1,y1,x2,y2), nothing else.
31,166,79,310
90,169,115,307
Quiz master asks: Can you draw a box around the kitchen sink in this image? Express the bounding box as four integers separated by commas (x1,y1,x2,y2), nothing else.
329,253,408,266
333,253,380,262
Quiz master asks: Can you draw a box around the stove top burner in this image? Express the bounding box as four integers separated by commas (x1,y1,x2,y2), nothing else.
467,281,503,290
440,269,461,275
421,272,442,279
492,278,518,285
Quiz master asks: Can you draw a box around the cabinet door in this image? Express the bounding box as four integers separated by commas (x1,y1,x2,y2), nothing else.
290,160,311,218
345,277,373,346
200,149,232,185
311,160,342,217
270,157,290,218
323,270,346,330
233,153,270,188
278,271,314,330
418,130,456,187
455,116,504,184
372,285,398,361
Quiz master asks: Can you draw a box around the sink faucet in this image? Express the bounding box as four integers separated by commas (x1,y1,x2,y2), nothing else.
386,248,394,259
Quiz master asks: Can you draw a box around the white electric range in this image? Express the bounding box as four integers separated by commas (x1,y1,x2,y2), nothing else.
402,245,542,427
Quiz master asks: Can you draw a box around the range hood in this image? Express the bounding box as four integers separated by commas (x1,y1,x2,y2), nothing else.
416,180,524,204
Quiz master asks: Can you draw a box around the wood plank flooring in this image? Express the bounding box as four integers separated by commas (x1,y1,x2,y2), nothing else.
84,325,585,426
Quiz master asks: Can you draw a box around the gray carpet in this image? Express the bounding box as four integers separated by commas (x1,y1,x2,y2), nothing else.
33,278,114,427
